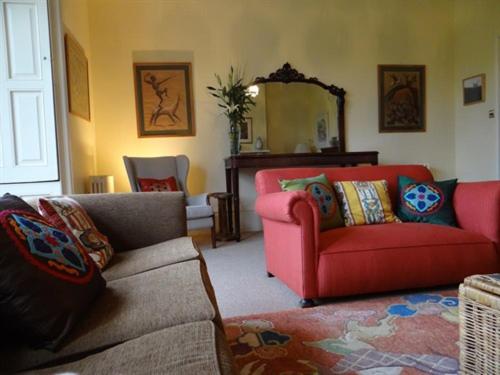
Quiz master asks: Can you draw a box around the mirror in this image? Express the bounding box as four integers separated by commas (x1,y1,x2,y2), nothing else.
241,63,346,154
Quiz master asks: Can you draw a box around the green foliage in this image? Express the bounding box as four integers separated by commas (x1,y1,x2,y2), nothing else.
207,66,256,126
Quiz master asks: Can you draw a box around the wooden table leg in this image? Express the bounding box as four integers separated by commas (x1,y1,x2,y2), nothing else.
231,167,240,242
225,168,233,234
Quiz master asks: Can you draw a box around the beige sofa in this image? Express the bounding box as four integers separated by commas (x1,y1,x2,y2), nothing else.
0,192,235,374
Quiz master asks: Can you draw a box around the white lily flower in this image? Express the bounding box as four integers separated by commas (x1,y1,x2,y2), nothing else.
226,103,239,113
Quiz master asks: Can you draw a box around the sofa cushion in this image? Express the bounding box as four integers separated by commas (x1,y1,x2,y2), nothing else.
0,205,105,351
70,192,187,251
333,180,400,226
21,321,232,375
38,197,115,269
397,176,458,227
1,260,216,373
137,176,179,192
279,174,344,231
317,223,499,297
103,236,199,281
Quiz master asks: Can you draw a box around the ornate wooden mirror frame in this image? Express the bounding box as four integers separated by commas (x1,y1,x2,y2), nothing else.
253,62,346,152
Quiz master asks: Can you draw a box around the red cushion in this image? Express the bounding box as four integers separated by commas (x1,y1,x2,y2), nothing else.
317,223,499,298
137,177,178,192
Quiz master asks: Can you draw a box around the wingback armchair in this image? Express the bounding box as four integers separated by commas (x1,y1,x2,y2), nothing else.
123,155,216,248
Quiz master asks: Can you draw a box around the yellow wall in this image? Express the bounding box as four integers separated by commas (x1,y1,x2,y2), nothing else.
86,0,459,230
61,0,96,193
454,0,500,181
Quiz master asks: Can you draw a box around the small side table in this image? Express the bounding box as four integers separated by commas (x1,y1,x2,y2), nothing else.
208,192,237,241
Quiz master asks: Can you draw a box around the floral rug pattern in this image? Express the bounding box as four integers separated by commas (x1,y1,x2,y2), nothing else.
224,291,459,374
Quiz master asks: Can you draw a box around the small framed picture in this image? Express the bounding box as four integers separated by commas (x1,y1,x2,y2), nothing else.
315,112,329,149
240,118,253,143
463,74,485,105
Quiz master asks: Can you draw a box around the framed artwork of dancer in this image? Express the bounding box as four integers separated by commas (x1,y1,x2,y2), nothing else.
133,62,195,137
378,65,426,133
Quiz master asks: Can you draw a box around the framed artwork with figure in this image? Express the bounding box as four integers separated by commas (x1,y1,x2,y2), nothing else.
378,65,426,133
133,62,195,137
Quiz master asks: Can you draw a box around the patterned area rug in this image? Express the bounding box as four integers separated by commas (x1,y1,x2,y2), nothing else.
224,290,459,374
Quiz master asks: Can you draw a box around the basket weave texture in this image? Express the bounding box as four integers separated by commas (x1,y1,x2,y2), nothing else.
459,274,500,375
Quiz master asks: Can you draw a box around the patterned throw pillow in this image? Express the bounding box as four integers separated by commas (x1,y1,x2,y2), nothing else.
279,174,344,231
333,180,401,226
38,197,114,270
137,176,179,192
397,176,458,226
0,194,105,350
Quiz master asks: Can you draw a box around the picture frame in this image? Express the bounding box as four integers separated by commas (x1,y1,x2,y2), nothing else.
378,65,426,133
315,112,329,149
240,117,253,143
64,34,90,121
463,74,485,105
133,62,195,137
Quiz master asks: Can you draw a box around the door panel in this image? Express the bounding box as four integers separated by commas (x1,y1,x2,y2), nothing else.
11,90,46,166
0,0,59,184
4,1,41,80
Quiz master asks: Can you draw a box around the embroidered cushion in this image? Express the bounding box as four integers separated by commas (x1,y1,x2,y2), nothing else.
397,175,458,226
0,194,105,351
38,197,114,270
280,174,344,231
137,176,179,192
333,180,400,226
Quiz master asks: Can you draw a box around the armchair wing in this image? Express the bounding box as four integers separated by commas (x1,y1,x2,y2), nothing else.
256,191,321,299
454,181,500,248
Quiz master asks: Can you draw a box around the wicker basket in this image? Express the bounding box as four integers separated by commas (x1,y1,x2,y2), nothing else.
459,274,500,375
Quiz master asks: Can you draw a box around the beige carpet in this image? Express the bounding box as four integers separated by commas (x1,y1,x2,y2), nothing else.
193,231,299,318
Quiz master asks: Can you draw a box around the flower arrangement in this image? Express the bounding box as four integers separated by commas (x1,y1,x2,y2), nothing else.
207,67,257,154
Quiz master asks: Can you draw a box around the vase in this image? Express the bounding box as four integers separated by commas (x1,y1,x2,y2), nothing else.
229,121,240,155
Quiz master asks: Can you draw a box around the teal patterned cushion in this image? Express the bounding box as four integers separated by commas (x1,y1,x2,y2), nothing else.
280,174,344,231
397,176,457,227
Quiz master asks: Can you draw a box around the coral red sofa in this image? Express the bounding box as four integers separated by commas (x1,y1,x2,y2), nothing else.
255,165,500,307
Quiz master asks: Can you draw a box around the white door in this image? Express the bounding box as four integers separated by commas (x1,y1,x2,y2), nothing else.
0,0,60,195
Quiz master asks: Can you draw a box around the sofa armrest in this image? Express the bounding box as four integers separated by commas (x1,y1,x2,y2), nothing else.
255,190,320,226
187,193,209,206
454,181,500,247
71,192,187,251
255,191,321,299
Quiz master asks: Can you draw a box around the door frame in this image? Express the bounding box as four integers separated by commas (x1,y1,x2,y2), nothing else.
48,0,73,194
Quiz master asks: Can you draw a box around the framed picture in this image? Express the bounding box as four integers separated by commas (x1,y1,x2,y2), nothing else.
133,62,195,137
65,34,90,120
315,112,329,149
378,65,426,132
463,74,485,105
240,117,253,143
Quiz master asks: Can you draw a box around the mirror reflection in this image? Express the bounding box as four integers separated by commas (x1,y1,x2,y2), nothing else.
242,82,339,154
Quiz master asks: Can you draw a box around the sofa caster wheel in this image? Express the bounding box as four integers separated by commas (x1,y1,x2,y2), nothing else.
267,272,275,278
299,298,316,308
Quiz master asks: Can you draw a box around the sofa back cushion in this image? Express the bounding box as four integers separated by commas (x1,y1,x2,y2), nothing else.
68,192,187,252
255,165,433,207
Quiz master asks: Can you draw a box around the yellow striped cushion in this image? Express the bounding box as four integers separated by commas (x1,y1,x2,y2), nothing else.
333,180,401,226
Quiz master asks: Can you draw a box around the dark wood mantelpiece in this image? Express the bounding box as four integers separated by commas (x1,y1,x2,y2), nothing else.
224,151,379,241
